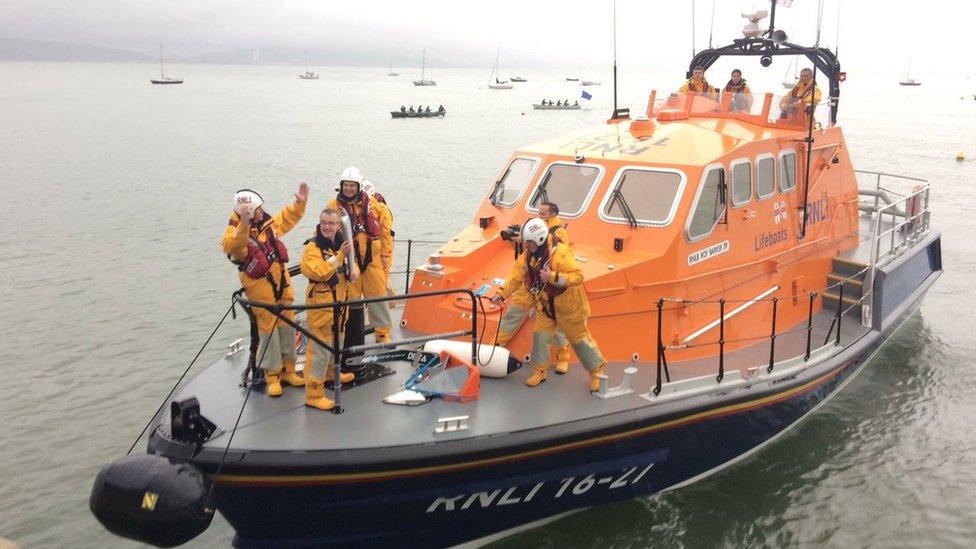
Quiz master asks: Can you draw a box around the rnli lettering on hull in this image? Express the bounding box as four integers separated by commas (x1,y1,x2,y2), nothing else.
806,194,829,226
688,240,730,266
426,463,656,513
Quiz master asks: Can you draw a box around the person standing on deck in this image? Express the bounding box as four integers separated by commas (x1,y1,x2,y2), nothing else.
222,184,308,397
327,167,393,346
299,208,359,411
492,218,607,391
361,179,395,296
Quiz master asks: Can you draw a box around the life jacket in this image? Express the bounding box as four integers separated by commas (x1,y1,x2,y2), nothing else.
548,223,565,244
525,242,566,319
237,217,288,280
790,81,817,102
338,191,381,239
685,77,712,93
724,78,748,93
309,228,345,290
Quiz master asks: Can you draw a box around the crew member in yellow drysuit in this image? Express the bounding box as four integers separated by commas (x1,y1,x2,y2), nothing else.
723,69,753,112
327,167,393,344
299,208,358,410
492,218,607,391
222,184,307,396
780,67,822,123
679,65,717,95
361,179,395,295
495,203,573,373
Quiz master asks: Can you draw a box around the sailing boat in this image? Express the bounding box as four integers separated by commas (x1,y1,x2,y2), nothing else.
387,61,399,77
900,57,921,86
782,56,798,88
487,47,512,89
413,49,436,86
299,52,319,80
150,44,183,85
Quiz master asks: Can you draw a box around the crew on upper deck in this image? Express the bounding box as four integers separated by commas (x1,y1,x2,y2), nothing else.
492,218,607,392
723,69,753,112
360,178,395,296
780,67,822,123
679,65,718,96
222,184,308,397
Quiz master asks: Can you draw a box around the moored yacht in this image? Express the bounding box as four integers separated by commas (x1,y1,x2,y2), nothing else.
94,5,942,548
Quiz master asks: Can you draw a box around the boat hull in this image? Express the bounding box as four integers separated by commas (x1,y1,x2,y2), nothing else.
150,79,183,85
391,111,445,118
205,301,926,548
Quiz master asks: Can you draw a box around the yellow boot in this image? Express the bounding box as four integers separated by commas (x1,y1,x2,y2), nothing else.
525,365,549,387
588,364,605,393
264,370,282,397
554,345,571,374
304,378,335,411
280,360,304,387
325,364,355,384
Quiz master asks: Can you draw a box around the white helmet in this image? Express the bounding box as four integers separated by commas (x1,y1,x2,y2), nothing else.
360,178,376,197
340,166,365,185
521,218,549,246
233,189,264,217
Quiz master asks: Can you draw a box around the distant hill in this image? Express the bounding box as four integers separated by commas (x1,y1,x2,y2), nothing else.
0,38,153,62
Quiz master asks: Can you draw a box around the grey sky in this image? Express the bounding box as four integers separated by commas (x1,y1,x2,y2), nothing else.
2,0,974,74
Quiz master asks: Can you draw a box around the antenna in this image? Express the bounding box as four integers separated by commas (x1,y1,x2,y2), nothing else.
708,0,716,48
691,0,696,57
835,0,842,57
612,0,618,114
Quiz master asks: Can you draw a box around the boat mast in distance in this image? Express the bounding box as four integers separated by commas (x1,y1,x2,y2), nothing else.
299,52,319,80
900,57,921,86
150,44,183,85
487,47,512,89
413,49,436,86
388,61,399,76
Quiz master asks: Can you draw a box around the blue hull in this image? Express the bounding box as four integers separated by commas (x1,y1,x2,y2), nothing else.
216,348,872,548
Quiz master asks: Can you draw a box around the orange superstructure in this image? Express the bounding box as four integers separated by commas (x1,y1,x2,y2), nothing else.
403,91,860,372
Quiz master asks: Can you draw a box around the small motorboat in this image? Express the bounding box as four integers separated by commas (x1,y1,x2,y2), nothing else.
510,76,527,82
581,81,601,86
565,77,579,81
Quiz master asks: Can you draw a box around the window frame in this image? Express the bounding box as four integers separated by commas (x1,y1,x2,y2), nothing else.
779,148,797,194
684,162,728,243
729,158,753,209
524,161,605,219
596,166,688,227
490,155,542,208
755,153,776,201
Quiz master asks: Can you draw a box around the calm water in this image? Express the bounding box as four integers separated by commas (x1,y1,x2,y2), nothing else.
1,61,975,548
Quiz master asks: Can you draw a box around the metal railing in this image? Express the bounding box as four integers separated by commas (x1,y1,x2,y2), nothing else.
233,285,478,414
651,268,869,396
856,171,931,326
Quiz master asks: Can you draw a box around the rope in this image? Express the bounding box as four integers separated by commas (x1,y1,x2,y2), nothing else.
125,302,235,455
204,314,279,509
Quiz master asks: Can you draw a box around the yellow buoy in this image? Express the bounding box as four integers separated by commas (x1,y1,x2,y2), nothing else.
956,152,966,161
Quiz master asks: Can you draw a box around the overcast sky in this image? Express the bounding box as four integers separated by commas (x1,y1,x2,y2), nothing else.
3,0,975,74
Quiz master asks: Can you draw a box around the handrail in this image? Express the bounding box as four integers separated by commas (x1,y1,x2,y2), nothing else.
234,287,478,414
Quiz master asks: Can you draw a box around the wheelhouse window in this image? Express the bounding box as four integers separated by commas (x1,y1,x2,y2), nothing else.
527,163,601,217
600,168,685,226
731,160,752,207
686,165,727,242
490,157,538,207
780,150,797,193
756,155,775,200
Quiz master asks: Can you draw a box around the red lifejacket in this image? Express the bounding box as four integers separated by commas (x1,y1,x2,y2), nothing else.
338,191,381,238
242,224,289,279
525,243,566,318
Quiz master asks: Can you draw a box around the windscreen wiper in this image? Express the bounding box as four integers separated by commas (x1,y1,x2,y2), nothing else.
609,187,639,228
489,165,513,206
533,171,553,207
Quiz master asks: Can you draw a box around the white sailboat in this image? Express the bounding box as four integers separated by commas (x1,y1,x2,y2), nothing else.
900,57,921,86
387,61,399,77
487,47,512,90
299,52,319,80
150,44,183,85
413,49,436,86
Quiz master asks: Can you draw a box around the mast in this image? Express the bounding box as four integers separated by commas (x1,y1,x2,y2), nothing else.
492,47,500,84
421,49,426,81
612,0,618,114
159,43,164,78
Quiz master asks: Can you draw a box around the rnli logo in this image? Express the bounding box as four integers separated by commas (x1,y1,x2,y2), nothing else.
806,195,829,226
141,491,159,511
237,196,252,205
773,200,789,224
